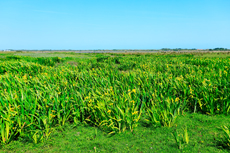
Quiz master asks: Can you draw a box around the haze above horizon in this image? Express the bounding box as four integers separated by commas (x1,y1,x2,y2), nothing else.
0,0,229,50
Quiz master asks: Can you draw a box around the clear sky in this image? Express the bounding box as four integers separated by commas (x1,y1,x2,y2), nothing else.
0,0,229,50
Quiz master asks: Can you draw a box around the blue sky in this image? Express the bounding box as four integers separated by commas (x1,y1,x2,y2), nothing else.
0,0,229,50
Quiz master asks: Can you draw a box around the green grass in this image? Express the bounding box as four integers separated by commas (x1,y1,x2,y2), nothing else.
1,113,230,152
1,52,230,152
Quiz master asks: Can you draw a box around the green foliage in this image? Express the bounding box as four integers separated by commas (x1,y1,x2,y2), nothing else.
2,113,230,152
0,53,230,147
172,126,189,149
222,126,230,148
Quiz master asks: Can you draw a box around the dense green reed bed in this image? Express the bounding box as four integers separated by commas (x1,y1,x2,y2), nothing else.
1,53,230,151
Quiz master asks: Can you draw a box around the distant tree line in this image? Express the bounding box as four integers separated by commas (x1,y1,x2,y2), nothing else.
209,48,229,51
161,48,197,51
161,48,230,51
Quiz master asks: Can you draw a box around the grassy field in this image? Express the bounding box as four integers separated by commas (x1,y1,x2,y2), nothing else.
1,52,230,152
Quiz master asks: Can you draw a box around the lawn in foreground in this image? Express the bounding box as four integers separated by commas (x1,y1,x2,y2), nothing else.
1,113,230,153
